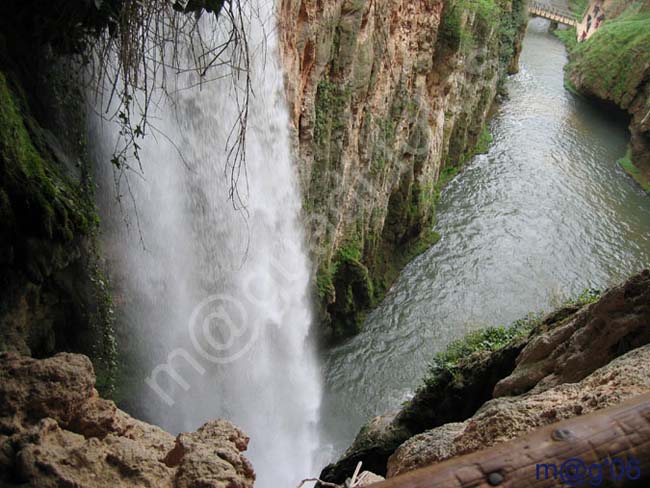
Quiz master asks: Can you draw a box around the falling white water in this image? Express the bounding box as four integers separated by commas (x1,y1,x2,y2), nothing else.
90,1,322,486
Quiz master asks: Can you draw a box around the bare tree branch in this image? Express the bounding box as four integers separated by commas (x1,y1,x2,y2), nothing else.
83,0,253,230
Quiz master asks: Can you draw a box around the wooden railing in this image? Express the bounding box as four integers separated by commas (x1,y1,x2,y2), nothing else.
528,1,578,26
371,392,650,487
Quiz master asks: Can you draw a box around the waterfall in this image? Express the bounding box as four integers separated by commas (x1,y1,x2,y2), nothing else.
90,1,322,486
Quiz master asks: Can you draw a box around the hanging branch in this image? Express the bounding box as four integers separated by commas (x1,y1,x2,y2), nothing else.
84,0,252,220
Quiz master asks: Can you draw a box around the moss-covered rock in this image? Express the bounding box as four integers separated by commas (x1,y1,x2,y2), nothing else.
0,57,114,395
0,71,92,243
564,2,650,188
319,285,611,483
281,0,528,342
328,255,374,337
0,69,87,351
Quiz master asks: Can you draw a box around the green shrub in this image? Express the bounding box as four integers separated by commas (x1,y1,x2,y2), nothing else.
569,0,590,20
423,315,539,387
563,288,601,307
422,287,602,388
554,28,578,51
618,147,650,191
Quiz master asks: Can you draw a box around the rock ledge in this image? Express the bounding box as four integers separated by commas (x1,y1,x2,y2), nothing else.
0,352,255,488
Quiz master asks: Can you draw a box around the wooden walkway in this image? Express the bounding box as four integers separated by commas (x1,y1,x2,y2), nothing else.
529,1,578,26
371,392,650,487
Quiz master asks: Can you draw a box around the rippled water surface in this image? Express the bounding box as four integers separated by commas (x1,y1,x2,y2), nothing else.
318,19,650,462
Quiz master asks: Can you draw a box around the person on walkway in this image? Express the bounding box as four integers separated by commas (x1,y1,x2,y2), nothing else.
580,30,587,41
586,14,593,33
596,13,605,29
594,3,601,15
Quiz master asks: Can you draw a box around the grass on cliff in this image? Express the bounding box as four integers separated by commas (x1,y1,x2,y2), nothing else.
0,71,94,241
569,0,589,19
422,288,602,388
562,287,601,307
474,124,493,155
568,11,650,103
554,28,578,51
423,316,538,388
618,147,650,192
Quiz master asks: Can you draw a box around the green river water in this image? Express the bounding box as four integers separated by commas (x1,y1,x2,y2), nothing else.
318,18,650,463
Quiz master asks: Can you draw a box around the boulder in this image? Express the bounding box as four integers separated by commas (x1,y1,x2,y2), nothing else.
387,343,650,476
0,352,255,488
494,270,650,397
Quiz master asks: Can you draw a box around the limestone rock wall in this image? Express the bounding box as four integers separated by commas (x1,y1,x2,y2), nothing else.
280,0,527,339
0,352,255,488
0,65,106,367
388,342,650,476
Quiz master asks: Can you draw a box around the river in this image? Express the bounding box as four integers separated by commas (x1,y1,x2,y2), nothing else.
317,18,650,464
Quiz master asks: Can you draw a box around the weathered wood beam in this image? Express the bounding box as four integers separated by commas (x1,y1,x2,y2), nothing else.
372,392,650,487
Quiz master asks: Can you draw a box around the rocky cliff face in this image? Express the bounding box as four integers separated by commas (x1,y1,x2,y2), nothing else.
565,1,650,190
0,352,255,488
321,270,650,482
280,0,527,339
0,65,117,381
0,1,120,396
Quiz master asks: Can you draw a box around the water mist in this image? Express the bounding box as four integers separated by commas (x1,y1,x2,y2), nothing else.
90,2,322,486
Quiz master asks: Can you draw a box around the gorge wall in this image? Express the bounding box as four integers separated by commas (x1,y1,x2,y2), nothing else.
0,0,115,392
280,0,527,340
565,0,650,190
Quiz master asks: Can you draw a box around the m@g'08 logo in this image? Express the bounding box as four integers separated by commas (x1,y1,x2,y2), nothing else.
188,294,259,364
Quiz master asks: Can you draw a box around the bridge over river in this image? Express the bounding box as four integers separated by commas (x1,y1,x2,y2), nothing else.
529,0,578,26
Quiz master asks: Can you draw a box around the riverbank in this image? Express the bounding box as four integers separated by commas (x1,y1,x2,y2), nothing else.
320,271,650,482
558,0,650,193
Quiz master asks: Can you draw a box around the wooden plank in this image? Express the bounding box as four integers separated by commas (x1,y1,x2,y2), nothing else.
371,393,650,487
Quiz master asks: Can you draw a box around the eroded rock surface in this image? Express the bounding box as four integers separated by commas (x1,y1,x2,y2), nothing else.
325,270,650,482
280,0,528,338
388,343,650,476
494,269,650,397
0,352,255,488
